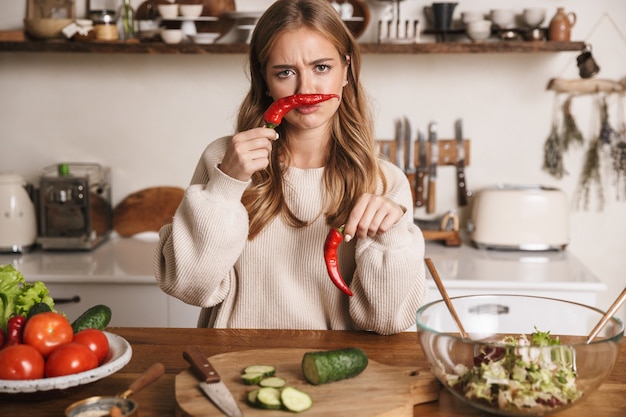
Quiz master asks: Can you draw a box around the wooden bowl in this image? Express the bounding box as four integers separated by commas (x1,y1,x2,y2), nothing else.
24,18,73,39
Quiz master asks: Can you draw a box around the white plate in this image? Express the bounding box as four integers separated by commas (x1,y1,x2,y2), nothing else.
0,332,132,394
189,33,220,44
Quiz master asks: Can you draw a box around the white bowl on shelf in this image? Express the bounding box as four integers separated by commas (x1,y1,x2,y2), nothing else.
466,19,492,42
158,3,179,19
523,8,546,28
161,28,183,44
189,32,220,44
490,9,515,29
461,11,484,26
179,4,203,18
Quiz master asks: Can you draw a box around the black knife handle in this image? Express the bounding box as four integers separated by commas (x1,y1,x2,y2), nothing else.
183,346,221,383
456,167,468,206
415,171,425,207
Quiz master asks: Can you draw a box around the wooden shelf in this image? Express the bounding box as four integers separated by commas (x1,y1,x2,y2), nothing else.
0,32,585,54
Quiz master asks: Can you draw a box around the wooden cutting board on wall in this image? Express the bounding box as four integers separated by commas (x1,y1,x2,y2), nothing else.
113,186,184,237
175,348,440,417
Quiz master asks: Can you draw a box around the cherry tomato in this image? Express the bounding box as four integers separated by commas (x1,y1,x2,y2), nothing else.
0,344,45,380
45,342,99,378
23,312,74,357
73,329,110,364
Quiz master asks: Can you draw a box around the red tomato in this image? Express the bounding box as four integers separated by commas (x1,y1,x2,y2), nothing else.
45,342,99,378
73,329,110,364
23,312,73,357
0,344,45,380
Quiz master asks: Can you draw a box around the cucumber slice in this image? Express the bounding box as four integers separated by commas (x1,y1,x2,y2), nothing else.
241,372,264,385
301,347,368,385
256,387,282,409
259,376,286,388
243,365,276,377
281,386,313,413
246,389,260,408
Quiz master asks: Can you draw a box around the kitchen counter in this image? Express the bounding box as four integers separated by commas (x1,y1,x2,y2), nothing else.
1,328,623,416
0,234,606,302
0,233,159,284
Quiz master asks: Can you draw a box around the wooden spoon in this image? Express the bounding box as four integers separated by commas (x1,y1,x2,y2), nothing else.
425,258,469,339
586,287,626,343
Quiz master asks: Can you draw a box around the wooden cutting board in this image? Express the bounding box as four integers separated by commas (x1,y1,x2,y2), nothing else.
175,348,440,417
113,186,184,237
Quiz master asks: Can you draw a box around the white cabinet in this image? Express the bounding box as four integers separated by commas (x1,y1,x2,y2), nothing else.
46,283,200,328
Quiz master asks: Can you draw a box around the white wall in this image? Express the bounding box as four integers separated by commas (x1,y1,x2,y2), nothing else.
1,1,625,323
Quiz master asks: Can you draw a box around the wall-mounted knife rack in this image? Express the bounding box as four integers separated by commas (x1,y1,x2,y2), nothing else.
376,138,471,247
375,139,471,167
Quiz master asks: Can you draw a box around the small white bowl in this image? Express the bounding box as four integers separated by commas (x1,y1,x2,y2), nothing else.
466,19,492,41
461,11,484,26
161,29,183,44
523,8,546,28
158,3,179,19
179,4,203,18
189,32,220,44
490,9,515,29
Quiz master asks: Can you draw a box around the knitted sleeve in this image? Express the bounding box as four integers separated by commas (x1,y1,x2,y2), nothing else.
154,137,250,308
347,160,429,335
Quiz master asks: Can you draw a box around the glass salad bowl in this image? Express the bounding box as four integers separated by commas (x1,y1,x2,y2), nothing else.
416,294,623,416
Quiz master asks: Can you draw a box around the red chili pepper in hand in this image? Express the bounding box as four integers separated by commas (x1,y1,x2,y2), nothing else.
0,328,5,349
264,94,339,128
323,226,353,296
6,315,26,346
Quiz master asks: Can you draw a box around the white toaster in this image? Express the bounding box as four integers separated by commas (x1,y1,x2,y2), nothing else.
468,184,570,251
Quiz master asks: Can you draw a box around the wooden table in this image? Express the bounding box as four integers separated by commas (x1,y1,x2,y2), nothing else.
1,328,624,416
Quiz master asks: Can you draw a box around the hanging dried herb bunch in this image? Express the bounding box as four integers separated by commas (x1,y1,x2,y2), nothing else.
561,95,584,150
543,94,567,178
611,93,626,200
575,95,610,211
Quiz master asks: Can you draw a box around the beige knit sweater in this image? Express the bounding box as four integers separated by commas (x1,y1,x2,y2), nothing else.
154,136,428,335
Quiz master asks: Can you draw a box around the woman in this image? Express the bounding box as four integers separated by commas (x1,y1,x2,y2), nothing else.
154,0,428,335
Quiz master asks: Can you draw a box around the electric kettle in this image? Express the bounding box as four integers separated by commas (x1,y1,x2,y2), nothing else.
0,173,37,253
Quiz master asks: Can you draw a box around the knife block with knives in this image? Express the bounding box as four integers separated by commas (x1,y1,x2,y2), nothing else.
376,119,470,247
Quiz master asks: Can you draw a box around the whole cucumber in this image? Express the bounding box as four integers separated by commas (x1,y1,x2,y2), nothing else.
301,347,368,385
71,304,112,333
26,302,53,320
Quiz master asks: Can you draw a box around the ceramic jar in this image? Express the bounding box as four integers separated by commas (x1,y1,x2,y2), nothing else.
548,7,576,41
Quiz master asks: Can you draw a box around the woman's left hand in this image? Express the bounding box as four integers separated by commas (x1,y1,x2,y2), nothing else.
343,194,405,242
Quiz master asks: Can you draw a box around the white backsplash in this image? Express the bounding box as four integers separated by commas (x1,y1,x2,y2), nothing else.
1,0,625,323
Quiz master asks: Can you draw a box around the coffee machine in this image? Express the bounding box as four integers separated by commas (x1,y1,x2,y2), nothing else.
37,163,112,250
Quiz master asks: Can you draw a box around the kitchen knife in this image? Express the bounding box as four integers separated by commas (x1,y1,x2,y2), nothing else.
415,128,427,208
404,117,415,173
455,118,469,206
183,346,244,417
395,118,405,171
403,117,417,206
426,122,438,214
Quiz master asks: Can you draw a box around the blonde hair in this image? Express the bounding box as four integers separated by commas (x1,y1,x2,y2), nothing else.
238,0,386,239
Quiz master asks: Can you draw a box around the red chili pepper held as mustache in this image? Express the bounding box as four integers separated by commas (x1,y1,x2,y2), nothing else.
323,226,354,296
264,94,339,128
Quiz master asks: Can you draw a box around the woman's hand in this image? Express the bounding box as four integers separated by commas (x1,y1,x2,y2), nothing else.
343,194,405,242
219,128,278,181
